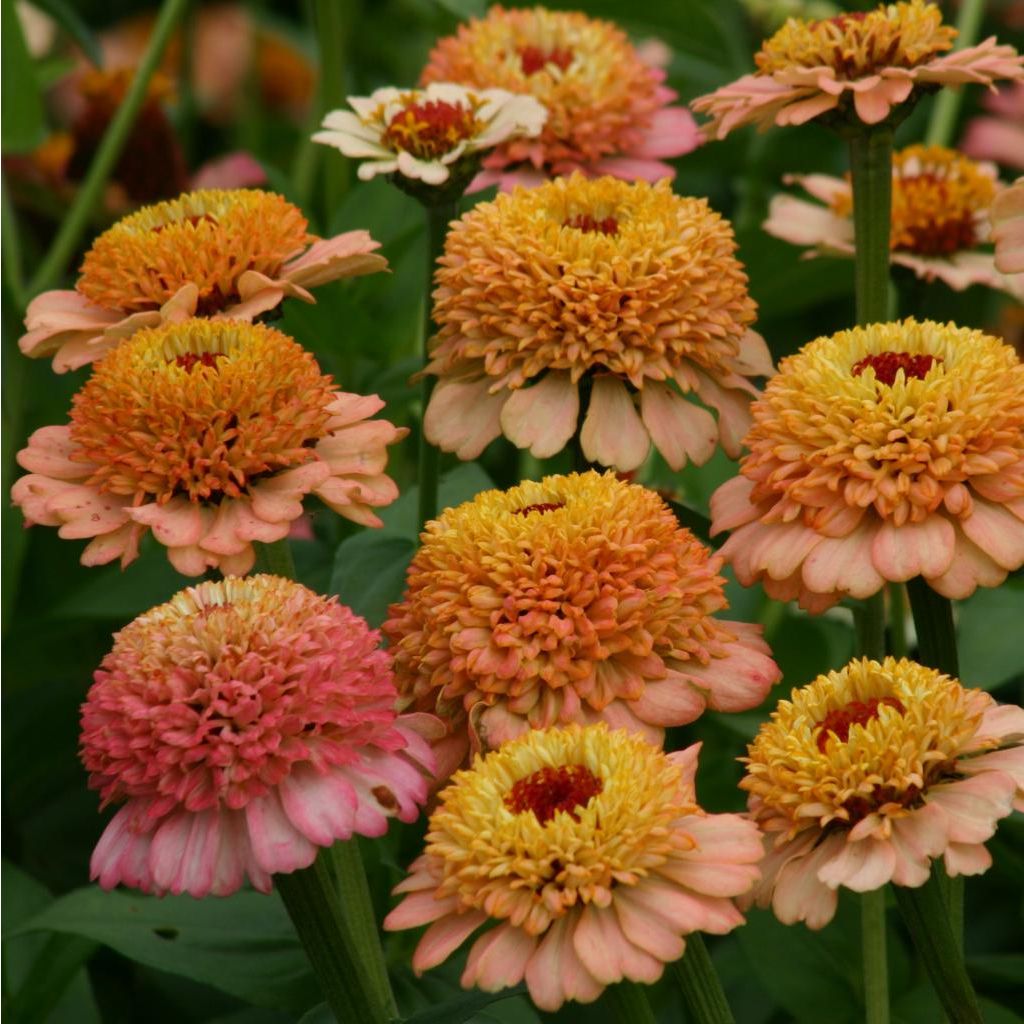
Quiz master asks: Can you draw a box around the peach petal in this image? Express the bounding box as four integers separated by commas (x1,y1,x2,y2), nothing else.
960,500,1024,570
462,923,536,991
710,475,761,534
816,837,897,892
693,370,753,459
424,376,506,460
385,889,460,930
282,231,388,289
244,790,318,875
15,425,85,480
926,773,1017,844
628,675,707,726
871,516,956,582
745,521,824,580
324,392,387,427
612,886,686,962
128,498,206,548
580,375,650,471
928,527,1008,598
886,803,949,887
943,842,993,877
764,194,852,250
500,372,579,458
81,523,141,567
50,488,132,539
574,903,662,986
681,640,780,712
732,329,775,377
771,832,843,929
524,916,604,1011
640,381,718,470
248,463,332,523
802,523,883,599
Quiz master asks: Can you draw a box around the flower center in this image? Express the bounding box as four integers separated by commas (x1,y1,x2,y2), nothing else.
505,764,604,823
519,44,574,75
816,696,906,751
69,320,334,505
756,0,956,79
852,351,940,385
382,100,481,160
563,213,619,235
514,502,565,516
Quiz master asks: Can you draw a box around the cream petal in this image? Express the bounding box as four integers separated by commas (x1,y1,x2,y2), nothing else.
580,376,650,471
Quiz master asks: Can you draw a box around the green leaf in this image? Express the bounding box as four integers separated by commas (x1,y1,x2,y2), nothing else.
430,0,488,18
376,462,496,539
329,533,416,628
956,578,1024,690
31,0,104,67
14,886,315,1013
404,987,530,1024
1,0,47,152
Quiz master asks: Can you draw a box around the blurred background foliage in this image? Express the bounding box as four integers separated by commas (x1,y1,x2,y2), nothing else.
2,0,1022,1021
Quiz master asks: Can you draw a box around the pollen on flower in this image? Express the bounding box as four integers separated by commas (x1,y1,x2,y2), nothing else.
513,501,565,515
173,351,225,373
519,45,574,75
816,696,906,751
852,351,941,385
381,99,482,160
505,764,604,823
563,213,618,234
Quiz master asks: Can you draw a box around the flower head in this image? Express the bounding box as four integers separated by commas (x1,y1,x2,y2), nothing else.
992,176,1024,274
313,83,546,195
384,724,763,1011
692,0,1024,138
423,174,770,470
12,319,407,575
742,657,1024,928
384,472,779,778
82,575,436,897
420,5,700,190
711,318,1024,611
20,188,387,372
764,145,1023,300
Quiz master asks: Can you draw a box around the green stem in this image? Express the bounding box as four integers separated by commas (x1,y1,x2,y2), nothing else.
893,867,982,1024
848,126,894,326
861,888,890,1024
257,538,297,579
888,584,908,659
924,0,986,148
670,933,735,1024
1,178,26,309
905,577,959,677
603,980,658,1024
417,201,458,528
854,591,887,661
313,0,355,225
330,840,398,1019
27,0,189,296
275,853,389,1024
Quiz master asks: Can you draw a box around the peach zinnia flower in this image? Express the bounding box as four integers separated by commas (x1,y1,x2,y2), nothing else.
711,319,1024,611
423,174,771,470
420,5,700,190
384,472,780,778
385,723,763,1011
20,188,387,372
692,0,1024,138
992,176,1024,274
764,145,1024,300
82,575,437,897
313,83,546,187
742,657,1024,929
12,319,407,575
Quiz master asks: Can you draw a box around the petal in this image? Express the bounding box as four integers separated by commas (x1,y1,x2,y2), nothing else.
871,516,956,582
573,903,662,986
525,916,605,1012
462,923,536,991
802,522,884,598
424,376,506,460
413,911,489,973
640,381,718,470
960,499,1024,570
500,372,579,459
580,376,650,471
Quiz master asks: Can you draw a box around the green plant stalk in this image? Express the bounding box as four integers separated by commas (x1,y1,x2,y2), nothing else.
862,888,890,1024
888,584,908,659
854,591,887,662
330,839,398,1019
275,853,389,1024
670,933,735,1024
924,0,986,148
417,201,457,527
603,979,659,1024
26,0,189,298
2,178,25,309
313,0,355,224
848,126,894,326
893,867,982,1024
257,538,297,578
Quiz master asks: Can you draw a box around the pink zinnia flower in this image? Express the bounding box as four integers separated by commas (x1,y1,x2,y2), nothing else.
763,145,1024,300
82,575,438,897
711,319,1024,611
384,472,780,780
20,188,387,373
742,657,1024,929
420,5,700,191
692,0,1023,138
12,319,407,575
385,724,763,1011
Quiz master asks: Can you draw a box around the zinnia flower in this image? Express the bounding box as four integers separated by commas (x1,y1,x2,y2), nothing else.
992,176,1024,274
82,575,437,897
384,723,763,1011
313,83,546,188
710,318,1024,611
383,472,780,778
423,174,771,470
763,145,1024,300
20,188,387,372
12,319,407,575
692,0,1024,138
742,657,1024,929
420,5,700,190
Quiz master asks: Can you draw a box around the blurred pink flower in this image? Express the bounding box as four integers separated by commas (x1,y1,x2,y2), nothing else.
961,82,1024,171
992,177,1024,274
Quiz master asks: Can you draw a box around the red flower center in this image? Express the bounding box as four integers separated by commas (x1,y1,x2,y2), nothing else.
816,696,906,751
505,764,603,823
852,351,940,385
519,45,574,75
514,502,565,516
174,351,224,373
382,100,480,160
563,214,619,235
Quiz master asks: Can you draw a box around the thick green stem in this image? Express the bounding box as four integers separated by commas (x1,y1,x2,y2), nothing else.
602,980,658,1024
861,888,890,1024
257,538,297,579
888,585,908,659
893,867,982,1024
924,0,986,148
2,178,26,309
854,591,887,661
417,201,457,528
313,0,355,224
848,127,894,326
330,840,397,1019
27,0,189,296
275,853,389,1024
670,933,735,1024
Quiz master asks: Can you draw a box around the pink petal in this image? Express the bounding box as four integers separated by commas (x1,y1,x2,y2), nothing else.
580,376,650,470
277,765,358,846
462,923,536,991
960,499,1024,570
802,522,884,598
640,381,718,470
816,837,897,892
764,194,853,249
413,911,488,973
424,376,506,460
871,516,956,582
590,156,677,182
150,809,223,897
925,773,1017,844
15,425,86,480
91,802,157,893
524,916,604,1011
128,498,205,547
500,372,579,458
710,475,762,534
573,903,662,986
244,790,319,875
